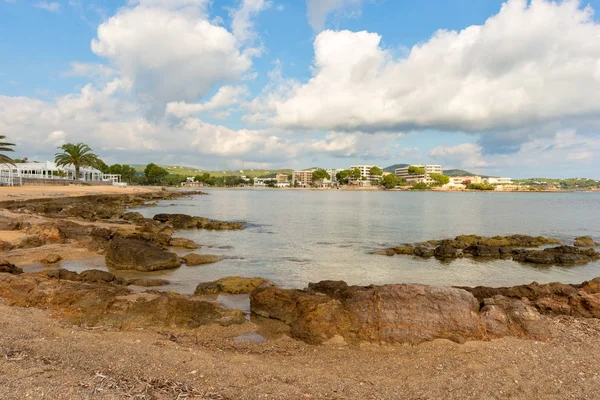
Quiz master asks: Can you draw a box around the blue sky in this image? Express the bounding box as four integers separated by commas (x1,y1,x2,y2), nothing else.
2,0,600,178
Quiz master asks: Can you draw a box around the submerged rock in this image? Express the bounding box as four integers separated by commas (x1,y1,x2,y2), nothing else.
195,276,270,295
40,268,127,285
250,281,548,345
153,213,244,230
182,253,223,266
106,235,181,271
511,246,600,265
574,236,599,247
0,260,22,275
433,245,462,259
40,254,63,264
169,237,201,249
127,278,170,287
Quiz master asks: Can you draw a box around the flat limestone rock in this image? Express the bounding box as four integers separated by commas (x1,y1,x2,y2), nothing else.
106,235,181,271
182,253,223,266
195,276,270,295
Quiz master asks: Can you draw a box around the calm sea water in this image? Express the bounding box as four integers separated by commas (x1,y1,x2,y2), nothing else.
63,190,600,294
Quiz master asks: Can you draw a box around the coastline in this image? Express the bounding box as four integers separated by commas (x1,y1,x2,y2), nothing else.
1,186,600,398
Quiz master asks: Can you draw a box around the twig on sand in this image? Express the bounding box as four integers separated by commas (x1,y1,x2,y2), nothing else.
80,372,227,399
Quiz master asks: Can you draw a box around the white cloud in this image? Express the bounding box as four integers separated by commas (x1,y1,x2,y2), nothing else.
430,143,489,168
230,0,271,45
430,131,600,172
259,0,600,145
166,85,249,118
64,62,118,80
35,1,60,12
90,0,257,114
308,131,404,159
306,0,365,31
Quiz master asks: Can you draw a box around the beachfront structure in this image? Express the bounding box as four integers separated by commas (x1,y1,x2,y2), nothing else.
253,177,276,187
348,165,382,186
292,170,316,187
0,161,121,186
448,176,483,186
276,173,289,183
395,165,442,185
484,177,513,185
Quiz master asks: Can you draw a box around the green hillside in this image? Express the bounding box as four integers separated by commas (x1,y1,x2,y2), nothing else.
383,164,408,173
443,169,477,177
131,164,292,178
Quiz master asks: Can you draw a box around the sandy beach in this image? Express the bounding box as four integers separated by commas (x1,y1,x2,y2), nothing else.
0,185,157,202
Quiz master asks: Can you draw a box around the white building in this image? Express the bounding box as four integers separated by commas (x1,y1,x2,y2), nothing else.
253,177,277,187
484,177,513,185
395,165,442,184
0,161,121,186
349,165,382,185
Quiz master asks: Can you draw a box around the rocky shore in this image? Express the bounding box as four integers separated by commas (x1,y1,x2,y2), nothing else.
374,234,600,265
2,189,600,398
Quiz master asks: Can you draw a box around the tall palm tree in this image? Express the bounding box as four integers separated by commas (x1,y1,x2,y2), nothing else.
55,143,100,180
0,135,15,165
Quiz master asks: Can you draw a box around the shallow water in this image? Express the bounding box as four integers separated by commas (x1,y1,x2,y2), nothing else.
61,190,600,294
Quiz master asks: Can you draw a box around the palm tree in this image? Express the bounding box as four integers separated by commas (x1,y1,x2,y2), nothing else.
0,135,15,164
55,143,100,180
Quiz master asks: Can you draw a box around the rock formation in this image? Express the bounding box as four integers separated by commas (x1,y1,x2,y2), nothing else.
105,235,181,271
195,276,270,295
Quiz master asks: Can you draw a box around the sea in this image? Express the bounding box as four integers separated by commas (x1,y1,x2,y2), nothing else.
61,189,600,294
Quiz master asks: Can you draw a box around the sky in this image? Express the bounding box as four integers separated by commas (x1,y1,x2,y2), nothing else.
1,0,600,178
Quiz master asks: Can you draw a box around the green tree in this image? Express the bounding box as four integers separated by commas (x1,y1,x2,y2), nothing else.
144,163,169,184
350,168,362,179
312,169,331,182
96,159,110,174
55,143,101,180
107,164,136,183
410,182,431,190
336,170,350,184
381,174,400,189
370,166,383,176
194,173,211,183
408,166,426,175
0,135,16,164
429,173,450,186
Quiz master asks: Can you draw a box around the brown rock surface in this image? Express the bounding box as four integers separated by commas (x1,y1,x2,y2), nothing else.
574,236,599,247
105,235,181,271
169,237,201,249
195,276,270,295
40,254,63,264
511,246,600,265
127,278,170,287
251,281,548,345
153,213,244,230
182,253,223,266
0,260,22,275
0,272,245,329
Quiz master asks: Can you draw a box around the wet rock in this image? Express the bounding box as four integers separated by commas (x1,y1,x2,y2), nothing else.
106,235,181,271
0,260,22,275
511,246,600,265
182,253,223,266
122,212,145,223
393,245,415,255
169,237,201,249
40,254,63,264
0,272,245,329
195,276,270,295
463,245,512,258
372,249,395,256
413,247,434,257
433,245,462,259
153,213,244,230
127,278,170,287
40,269,80,281
574,236,599,247
79,269,127,285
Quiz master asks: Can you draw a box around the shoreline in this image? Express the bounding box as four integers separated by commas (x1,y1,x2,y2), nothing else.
1,186,600,398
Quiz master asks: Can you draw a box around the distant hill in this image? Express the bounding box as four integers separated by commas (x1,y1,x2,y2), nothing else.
131,164,292,178
383,164,409,173
443,169,478,177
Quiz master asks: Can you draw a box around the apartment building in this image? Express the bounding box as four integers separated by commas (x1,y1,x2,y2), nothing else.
348,165,382,186
395,165,442,184
292,169,316,187
448,176,483,186
276,173,289,183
